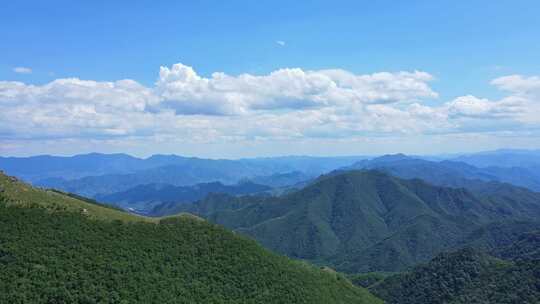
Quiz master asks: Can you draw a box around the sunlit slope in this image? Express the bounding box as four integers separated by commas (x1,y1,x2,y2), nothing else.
0,171,381,304
0,171,151,222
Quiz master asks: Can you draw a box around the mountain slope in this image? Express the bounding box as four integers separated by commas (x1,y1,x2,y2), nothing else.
0,171,147,222
177,170,540,272
370,247,540,304
492,231,540,260
0,171,381,304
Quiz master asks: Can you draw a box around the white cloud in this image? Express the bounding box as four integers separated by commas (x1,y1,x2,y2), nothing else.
156,63,437,115
0,78,163,139
489,75,540,125
13,67,32,74
491,75,540,95
0,63,538,153
276,40,286,46
445,95,525,118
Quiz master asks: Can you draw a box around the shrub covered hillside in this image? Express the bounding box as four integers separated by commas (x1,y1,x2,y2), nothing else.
0,172,381,304
370,247,540,304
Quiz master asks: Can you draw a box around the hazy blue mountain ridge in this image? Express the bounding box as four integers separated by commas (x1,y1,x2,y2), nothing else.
96,181,271,215
347,154,540,192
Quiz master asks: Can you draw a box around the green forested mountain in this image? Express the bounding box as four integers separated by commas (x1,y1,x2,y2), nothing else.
370,246,540,304
175,170,540,272
0,172,381,304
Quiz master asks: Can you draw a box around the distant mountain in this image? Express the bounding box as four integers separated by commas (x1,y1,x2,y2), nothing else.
0,171,380,304
451,149,540,168
239,155,370,176
96,181,271,215
247,171,312,188
34,163,279,197
0,153,367,197
0,153,143,182
347,154,540,192
175,170,540,273
370,246,540,304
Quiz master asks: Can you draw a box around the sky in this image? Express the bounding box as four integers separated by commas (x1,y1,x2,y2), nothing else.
1,0,539,158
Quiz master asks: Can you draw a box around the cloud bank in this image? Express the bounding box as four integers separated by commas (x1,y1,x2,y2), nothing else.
0,63,538,155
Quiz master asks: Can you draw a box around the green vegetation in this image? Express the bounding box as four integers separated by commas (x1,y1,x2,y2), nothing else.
49,188,125,211
492,231,540,260
176,170,540,272
0,172,381,303
370,247,540,304
348,272,395,289
0,173,149,222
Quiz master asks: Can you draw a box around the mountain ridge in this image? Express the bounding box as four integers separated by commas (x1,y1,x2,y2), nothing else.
0,171,381,303
173,169,540,272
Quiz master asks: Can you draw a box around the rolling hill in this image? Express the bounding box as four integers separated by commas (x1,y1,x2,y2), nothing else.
0,171,381,304
173,170,540,273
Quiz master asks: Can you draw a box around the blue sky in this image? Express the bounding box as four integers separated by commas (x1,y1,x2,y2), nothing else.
1,0,539,157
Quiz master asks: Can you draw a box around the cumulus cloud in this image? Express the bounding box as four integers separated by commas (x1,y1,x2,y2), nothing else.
0,78,161,139
491,75,540,95
13,67,32,74
0,63,538,149
156,63,437,115
444,95,526,118
488,75,540,125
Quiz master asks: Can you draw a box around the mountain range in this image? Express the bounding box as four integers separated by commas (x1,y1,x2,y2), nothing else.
171,170,540,273
451,149,540,168
0,153,365,197
95,181,272,215
2,150,540,303
0,171,380,304
347,153,540,192
3,150,540,200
